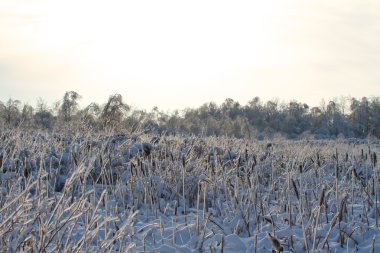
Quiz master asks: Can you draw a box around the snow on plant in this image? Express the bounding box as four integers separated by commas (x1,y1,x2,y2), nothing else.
0,130,379,252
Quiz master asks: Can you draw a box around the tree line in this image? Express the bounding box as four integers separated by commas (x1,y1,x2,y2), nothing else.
1,91,379,139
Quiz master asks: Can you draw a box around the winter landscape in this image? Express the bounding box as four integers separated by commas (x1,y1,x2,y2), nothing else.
0,93,380,252
2,0,380,252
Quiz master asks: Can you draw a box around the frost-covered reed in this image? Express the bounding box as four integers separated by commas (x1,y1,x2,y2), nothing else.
0,130,379,252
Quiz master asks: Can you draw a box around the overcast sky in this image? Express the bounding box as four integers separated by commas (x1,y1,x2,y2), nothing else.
1,0,379,111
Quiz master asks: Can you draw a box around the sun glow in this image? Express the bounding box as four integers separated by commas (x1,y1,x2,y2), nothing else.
25,1,287,103
1,0,379,110
58,2,282,73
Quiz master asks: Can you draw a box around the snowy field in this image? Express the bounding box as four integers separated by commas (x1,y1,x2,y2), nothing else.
0,130,379,252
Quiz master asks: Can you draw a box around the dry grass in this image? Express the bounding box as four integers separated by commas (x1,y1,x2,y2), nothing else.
0,130,379,252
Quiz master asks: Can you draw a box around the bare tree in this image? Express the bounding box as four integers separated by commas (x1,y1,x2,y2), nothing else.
59,91,81,122
100,94,130,128
20,104,34,128
79,102,101,127
1,99,21,127
34,98,54,129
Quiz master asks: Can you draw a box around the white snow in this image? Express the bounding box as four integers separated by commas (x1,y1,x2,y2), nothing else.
0,132,379,252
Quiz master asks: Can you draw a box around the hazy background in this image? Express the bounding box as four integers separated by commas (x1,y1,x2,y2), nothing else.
1,0,379,111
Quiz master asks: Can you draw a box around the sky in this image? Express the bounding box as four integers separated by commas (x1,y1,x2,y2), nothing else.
1,0,380,112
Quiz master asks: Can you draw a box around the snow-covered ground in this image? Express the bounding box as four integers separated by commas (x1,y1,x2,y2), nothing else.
0,130,379,252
